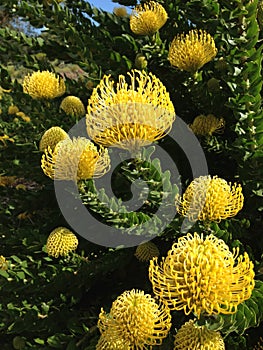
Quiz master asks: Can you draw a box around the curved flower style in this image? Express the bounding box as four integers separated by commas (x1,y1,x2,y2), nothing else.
149,233,255,318
130,1,168,36
189,114,225,136
174,319,225,350
60,96,85,117
0,255,8,270
135,241,160,262
23,70,66,99
176,175,244,222
39,126,69,152
41,137,110,181
168,30,217,73
86,70,175,151
46,227,78,258
97,289,171,348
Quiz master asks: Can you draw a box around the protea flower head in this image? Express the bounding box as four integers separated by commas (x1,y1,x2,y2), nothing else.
168,30,217,73
23,70,66,99
41,137,110,181
176,175,244,222
149,232,255,318
130,1,168,36
86,69,175,152
97,289,171,348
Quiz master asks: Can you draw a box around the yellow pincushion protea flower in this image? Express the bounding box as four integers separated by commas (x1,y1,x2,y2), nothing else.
149,232,255,318
176,175,244,222
46,227,78,258
189,114,225,136
130,1,168,36
23,70,66,99
60,96,85,117
174,319,225,350
86,70,175,152
168,30,217,73
41,137,110,181
135,241,160,262
39,126,69,152
0,255,8,270
97,289,171,348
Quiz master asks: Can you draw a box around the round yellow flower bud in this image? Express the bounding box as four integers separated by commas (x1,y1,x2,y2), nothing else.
189,114,225,136
134,53,148,70
207,78,221,92
60,96,85,117
46,227,78,258
39,126,69,152
135,241,159,262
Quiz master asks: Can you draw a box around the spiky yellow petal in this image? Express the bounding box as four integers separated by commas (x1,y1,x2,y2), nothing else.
41,137,110,181
149,233,255,318
23,70,66,99
130,1,168,35
168,30,217,73
176,175,244,222
86,70,175,151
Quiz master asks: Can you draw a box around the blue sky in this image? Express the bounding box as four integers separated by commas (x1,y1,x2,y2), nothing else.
89,0,122,12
